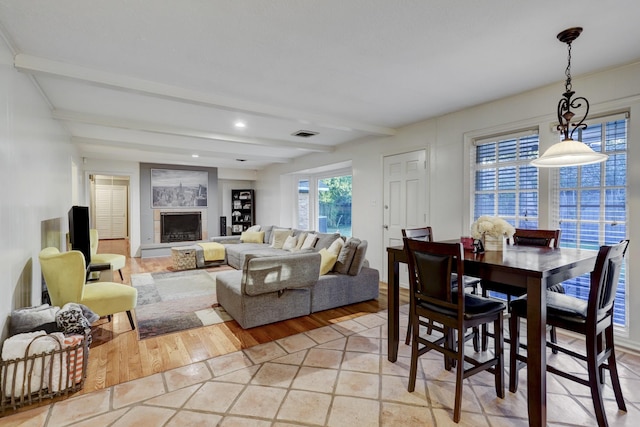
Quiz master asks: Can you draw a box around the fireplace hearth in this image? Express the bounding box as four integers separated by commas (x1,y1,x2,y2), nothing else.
161,212,202,243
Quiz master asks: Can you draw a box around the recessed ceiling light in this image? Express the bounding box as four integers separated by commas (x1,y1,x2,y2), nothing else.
234,121,246,128
192,154,199,158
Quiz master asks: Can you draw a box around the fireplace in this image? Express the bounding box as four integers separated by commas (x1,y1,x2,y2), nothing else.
161,212,202,243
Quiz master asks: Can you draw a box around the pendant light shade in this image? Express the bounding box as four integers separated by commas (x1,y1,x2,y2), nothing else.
531,27,608,168
530,138,608,167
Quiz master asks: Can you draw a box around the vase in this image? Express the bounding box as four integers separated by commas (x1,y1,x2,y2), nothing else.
483,234,506,251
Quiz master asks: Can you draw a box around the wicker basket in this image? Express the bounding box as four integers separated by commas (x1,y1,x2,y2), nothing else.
0,333,88,412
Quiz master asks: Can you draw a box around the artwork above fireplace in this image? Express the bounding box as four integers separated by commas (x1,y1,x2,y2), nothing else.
161,211,202,243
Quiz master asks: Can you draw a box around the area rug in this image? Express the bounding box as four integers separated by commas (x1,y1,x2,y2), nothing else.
131,267,234,339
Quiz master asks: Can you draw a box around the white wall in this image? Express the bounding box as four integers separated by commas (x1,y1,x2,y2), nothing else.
0,37,78,338
257,61,640,349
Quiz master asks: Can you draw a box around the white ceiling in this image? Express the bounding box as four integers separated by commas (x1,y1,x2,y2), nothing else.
1,0,639,170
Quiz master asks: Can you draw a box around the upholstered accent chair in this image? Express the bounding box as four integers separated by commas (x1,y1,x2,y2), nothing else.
39,247,137,330
89,229,126,280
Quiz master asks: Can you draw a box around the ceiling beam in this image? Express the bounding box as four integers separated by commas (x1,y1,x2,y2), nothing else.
54,109,333,153
15,53,397,136
71,136,290,163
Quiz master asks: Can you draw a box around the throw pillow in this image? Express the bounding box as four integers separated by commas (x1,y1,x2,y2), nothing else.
318,248,338,275
270,229,292,249
246,224,261,232
301,233,318,250
295,232,308,250
282,235,298,251
240,231,265,243
334,237,361,274
314,232,341,250
348,240,369,276
327,237,344,256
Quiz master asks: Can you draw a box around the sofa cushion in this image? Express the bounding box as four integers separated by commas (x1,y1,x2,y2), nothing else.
347,240,369,276
314,232,341,250
301,233,318,250
246,224,261,232
270,229,293,249
261,225,274,244
294,232,307,250
241,252,321,296
240,231,265,243
334,237,361,274
319,248,338,275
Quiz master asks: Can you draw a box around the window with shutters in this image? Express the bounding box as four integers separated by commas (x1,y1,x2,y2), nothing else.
472,130,540,227
554,115,628,327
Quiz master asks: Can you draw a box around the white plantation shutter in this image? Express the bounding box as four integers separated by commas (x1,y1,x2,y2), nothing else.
472,130,539,227
553,113,629,327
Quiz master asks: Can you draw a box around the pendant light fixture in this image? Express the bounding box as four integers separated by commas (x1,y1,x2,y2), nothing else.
531,27,608,168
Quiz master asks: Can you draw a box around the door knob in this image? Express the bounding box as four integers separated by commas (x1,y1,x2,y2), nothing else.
383,225,389,230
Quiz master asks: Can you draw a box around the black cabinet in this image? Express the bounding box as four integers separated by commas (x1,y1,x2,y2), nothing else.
231,189,255,234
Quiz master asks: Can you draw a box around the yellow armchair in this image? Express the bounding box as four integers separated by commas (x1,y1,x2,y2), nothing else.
39,247,137,330
89,229,126,280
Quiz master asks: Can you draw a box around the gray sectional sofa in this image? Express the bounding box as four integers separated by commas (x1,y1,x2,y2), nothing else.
212,226,379,328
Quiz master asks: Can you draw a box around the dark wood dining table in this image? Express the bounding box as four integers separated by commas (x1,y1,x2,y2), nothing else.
386,243,598,427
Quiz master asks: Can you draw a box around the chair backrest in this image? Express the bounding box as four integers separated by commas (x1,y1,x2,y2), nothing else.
89,229,100,256
589,240,629,320
403,238,464,312
402,227,434,242
512,228,561,248
39,247,87,307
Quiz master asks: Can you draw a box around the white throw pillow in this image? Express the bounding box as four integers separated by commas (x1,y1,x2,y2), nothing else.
282,235,298,251
301,233,318,250
246,224,261,232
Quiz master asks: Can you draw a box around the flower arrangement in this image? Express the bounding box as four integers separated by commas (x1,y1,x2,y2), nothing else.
470,216,515,239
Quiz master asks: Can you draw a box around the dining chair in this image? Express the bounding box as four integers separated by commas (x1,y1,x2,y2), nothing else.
509,239,629,427
39,247,138,330
481,228,561,351
403,238,505,423
401,227,481,349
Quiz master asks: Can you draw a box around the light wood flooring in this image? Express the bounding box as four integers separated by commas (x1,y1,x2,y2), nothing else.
84,238,405,395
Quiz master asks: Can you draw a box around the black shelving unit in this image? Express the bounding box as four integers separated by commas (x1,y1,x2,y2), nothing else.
231,189,255,234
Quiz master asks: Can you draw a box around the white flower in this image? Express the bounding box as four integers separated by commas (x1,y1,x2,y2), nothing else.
470,216,515,239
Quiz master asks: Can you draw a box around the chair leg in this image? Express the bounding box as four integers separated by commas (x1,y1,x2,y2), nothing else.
405,316,412,345
494,314,505,398
126,310,136,331
550,326,558,354
605,325,626,412
118,269,124,280
586,330,608,427
453,329,464,423
508,311,520,393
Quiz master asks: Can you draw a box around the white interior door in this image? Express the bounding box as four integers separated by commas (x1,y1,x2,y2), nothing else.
95,183,128,239
382,150,427,287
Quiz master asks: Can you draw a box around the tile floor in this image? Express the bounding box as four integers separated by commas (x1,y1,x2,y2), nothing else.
3,306,640,426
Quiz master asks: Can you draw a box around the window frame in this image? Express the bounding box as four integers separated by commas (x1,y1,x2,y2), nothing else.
552,112,629,329
471,129,540,228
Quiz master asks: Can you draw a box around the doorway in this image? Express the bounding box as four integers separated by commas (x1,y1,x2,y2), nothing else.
91,175,130,239
382,150,427,286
